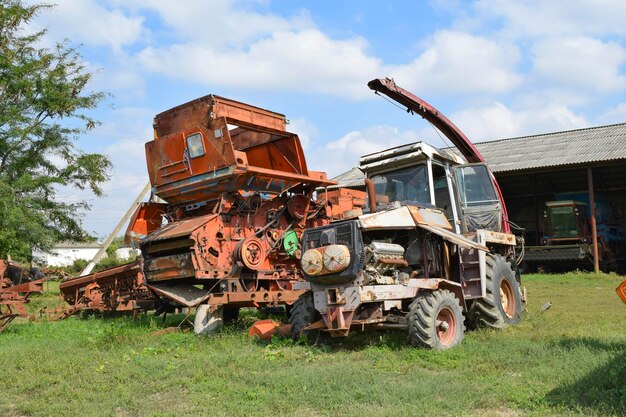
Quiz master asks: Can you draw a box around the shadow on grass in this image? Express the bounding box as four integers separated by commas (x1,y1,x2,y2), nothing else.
252,327,411,352
68,310,193,329
545,337,626,416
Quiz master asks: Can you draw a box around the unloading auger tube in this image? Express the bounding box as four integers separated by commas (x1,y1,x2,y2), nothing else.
367,77,511,234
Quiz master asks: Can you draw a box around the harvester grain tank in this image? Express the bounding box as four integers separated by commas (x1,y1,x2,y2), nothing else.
59,95,364,333
290,78,525,349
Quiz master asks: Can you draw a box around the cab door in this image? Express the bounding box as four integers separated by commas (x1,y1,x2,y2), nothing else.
452,163,502,233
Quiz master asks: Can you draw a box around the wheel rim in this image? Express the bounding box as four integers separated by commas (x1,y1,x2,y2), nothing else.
436,307,457,347
500,279,516,319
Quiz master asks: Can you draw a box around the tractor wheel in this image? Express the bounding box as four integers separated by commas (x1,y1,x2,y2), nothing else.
407,289,465,350
289,292,322,341
470,253,522,329
194,304,224,335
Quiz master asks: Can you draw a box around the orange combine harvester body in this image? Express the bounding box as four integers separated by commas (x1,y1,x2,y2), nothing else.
59,95,365,330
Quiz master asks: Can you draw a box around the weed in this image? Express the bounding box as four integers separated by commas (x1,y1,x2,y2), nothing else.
0,272,624,417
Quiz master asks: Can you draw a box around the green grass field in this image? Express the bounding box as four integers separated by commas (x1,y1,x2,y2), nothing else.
1,273,625,417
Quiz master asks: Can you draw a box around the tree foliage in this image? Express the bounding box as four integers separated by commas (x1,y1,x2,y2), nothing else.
0,1,111,260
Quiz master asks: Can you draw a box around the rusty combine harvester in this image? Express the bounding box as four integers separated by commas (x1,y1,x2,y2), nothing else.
290,78,525,349
0,260,44,332
59,95,365,333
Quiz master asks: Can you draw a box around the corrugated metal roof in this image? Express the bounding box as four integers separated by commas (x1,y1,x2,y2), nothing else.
330,122,626,188
467,122,626,173
328,166,365,189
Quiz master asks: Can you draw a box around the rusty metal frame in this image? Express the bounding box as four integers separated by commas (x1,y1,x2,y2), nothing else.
58,260,156,318
1,278,44,332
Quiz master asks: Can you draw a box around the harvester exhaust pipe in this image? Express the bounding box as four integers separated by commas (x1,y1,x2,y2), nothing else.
364,178,376,213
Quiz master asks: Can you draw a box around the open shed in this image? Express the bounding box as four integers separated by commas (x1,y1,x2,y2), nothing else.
329,122,626,272
474,123,626,272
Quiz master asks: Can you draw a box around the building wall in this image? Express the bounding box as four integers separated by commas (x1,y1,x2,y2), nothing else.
33,247,101,267
33,246,140,267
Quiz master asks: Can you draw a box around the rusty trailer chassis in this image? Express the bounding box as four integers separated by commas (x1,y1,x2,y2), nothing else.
0,261,44,332
58,261,156,318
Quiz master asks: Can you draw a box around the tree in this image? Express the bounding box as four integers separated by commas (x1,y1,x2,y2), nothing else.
0,1,111,261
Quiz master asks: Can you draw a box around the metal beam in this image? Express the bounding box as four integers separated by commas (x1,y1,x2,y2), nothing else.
587,167,599,274
80,182,151,276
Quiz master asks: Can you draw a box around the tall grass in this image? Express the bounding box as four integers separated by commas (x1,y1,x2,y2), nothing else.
1,272,624,416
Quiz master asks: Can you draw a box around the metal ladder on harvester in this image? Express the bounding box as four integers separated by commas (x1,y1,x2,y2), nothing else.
598,237,618,272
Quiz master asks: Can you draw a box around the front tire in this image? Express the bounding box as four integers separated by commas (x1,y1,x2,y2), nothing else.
289,292,322,341
470,253,522,329
407,289,465,350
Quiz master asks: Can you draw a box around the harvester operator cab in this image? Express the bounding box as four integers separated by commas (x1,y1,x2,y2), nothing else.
360,142,503,234
543,201,588,243
370,164,431,209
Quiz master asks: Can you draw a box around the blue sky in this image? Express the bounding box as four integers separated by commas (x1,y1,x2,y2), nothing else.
29,0,626,237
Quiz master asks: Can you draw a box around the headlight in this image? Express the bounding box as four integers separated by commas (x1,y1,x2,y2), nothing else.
301,248,323,276
322,245,351,273
301,244,351,276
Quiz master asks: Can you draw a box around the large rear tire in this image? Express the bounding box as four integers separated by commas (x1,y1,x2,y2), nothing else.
407,289,465,350
470,253,522,329
289,292,322,341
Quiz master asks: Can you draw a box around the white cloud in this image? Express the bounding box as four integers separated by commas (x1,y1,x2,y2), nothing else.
37,0,144,51
138,28,382,98
137,28,523,99
474,0,626,38
99,107,155,166
288,118,318,151
599,103,626,125
389,31,522,95
450,102,588,141
83,55,147,100
307,126,423,177
125,0,312,47
532,36,626,92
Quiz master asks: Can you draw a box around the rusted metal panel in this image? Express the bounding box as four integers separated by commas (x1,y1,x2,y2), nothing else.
321,305,354,336
418,224,488,251
481,230,516,246
407,206,452,230
142,214,216,243
59,261,140,291
125,202,167,244
154,95,287,138
144,253,196,282
224,289,304,305
359,206,416,230
322,188,367,220
147,282,210,307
